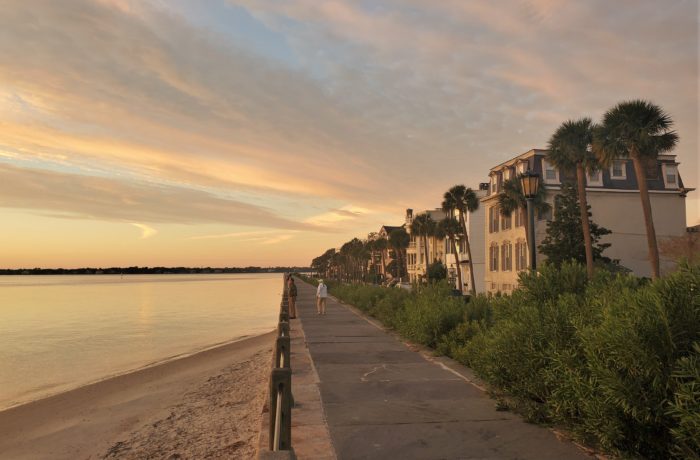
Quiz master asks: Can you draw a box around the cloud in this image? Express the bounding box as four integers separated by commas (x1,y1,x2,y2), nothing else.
0,163,319,230
131,222,158,239
304,205,371,226
0,0,696,258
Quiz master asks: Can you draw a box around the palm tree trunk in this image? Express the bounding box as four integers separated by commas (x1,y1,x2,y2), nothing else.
423,234,430,278
400,248,407,280
458,212,477,296
576,163,595,278
522,206,530,249
451,237,463,294
380,250,386,281
630,149,660,279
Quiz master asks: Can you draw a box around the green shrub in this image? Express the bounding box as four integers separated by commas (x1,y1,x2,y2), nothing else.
667,343,700,459
371,288,410,329
398,282,465,347
436,294,494,359
427,261,447,281
576,263,700,458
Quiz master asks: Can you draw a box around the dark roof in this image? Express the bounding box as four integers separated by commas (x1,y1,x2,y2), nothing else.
380,225,403,234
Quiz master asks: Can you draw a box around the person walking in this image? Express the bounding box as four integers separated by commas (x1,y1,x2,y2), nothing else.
288,277,298,319
316,279,328,315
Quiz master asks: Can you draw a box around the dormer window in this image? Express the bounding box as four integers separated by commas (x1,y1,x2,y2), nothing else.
490,175,498,193
542,159,559,184
587,169,603,187
516,162,527,175
611,160,627,179
663,164,678,188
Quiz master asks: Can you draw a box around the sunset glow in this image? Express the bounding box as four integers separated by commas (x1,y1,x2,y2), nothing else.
1,0,697,268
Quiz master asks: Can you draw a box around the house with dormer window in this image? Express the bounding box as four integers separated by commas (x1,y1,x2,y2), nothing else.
482,148,691,293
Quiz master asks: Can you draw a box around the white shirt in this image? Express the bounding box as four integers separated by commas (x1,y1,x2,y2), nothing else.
316,283,328,298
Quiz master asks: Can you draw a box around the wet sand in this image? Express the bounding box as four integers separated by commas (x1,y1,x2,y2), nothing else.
0,331,275,459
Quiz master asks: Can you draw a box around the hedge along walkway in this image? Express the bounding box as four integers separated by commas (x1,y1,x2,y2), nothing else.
293,279,593,460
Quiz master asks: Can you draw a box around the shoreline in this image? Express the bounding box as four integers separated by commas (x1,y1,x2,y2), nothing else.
0,330,276,459
0,331,269,412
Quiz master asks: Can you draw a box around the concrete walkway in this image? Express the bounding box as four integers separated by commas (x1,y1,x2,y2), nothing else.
293,280,592,460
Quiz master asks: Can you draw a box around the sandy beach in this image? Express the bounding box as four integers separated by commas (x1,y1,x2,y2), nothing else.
0,331,275,460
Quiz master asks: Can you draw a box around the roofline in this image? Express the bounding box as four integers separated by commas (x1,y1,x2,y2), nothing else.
487,150,679,175
489,148,547,173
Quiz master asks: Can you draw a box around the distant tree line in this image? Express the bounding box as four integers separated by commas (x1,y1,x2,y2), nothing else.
0,266,311,275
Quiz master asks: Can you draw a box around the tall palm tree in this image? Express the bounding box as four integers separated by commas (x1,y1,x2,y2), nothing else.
498,176,551,266
410,213,434,276
442,185,480,295
389,228,410,280
438,217,465,293
547,118,599,278
374,237,389,280
593,100,678,279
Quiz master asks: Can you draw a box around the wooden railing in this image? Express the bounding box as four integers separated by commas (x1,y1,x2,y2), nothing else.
259,275,294,459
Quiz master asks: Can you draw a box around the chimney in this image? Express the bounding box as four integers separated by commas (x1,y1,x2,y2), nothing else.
479,182,489,191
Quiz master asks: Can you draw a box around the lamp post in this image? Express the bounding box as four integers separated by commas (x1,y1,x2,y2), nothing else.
520,170,540,271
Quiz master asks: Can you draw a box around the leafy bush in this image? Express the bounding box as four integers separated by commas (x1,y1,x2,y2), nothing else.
667,343,700,459
397,282,464,347
574,263,700,457
426,261,447,281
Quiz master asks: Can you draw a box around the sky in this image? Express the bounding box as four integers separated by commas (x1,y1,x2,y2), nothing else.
0,0,698,268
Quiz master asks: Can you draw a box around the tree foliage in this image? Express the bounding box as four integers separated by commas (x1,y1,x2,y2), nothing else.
539,183,612,267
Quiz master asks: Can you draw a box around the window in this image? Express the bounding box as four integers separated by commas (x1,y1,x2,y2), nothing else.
501,212,512,230
663,164,678,188
491,175,498,193
542,159,559,184
587,169,603,186
610,160,627,179
517,162,527,175
501,242,512,271
515,239,528,271
515,208,525,227
503,168,511,181
489,206,500,233
489,244,499,271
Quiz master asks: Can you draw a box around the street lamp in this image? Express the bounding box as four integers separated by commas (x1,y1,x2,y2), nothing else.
520,170,540,271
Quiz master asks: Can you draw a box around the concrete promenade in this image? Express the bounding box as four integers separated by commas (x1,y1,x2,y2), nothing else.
292,279,592,460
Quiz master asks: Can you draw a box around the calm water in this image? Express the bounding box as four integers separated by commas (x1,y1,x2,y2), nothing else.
0,273,282,410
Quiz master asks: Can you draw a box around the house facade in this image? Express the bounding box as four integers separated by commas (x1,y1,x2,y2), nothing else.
405,208,447,283
443,185,488,294
483,149,690,294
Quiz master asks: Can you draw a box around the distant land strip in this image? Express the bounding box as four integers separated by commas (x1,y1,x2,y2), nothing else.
0,266,311,275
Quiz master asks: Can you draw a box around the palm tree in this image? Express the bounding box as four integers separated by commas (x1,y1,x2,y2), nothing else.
438,217,465,293
547,118,599,278
442,185,480,295
389,228,410,280
498,176,551,266
374,237,389,281
593,100,678,279
410,213,435,276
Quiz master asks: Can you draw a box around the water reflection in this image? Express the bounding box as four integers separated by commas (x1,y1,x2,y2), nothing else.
0,273,281,410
